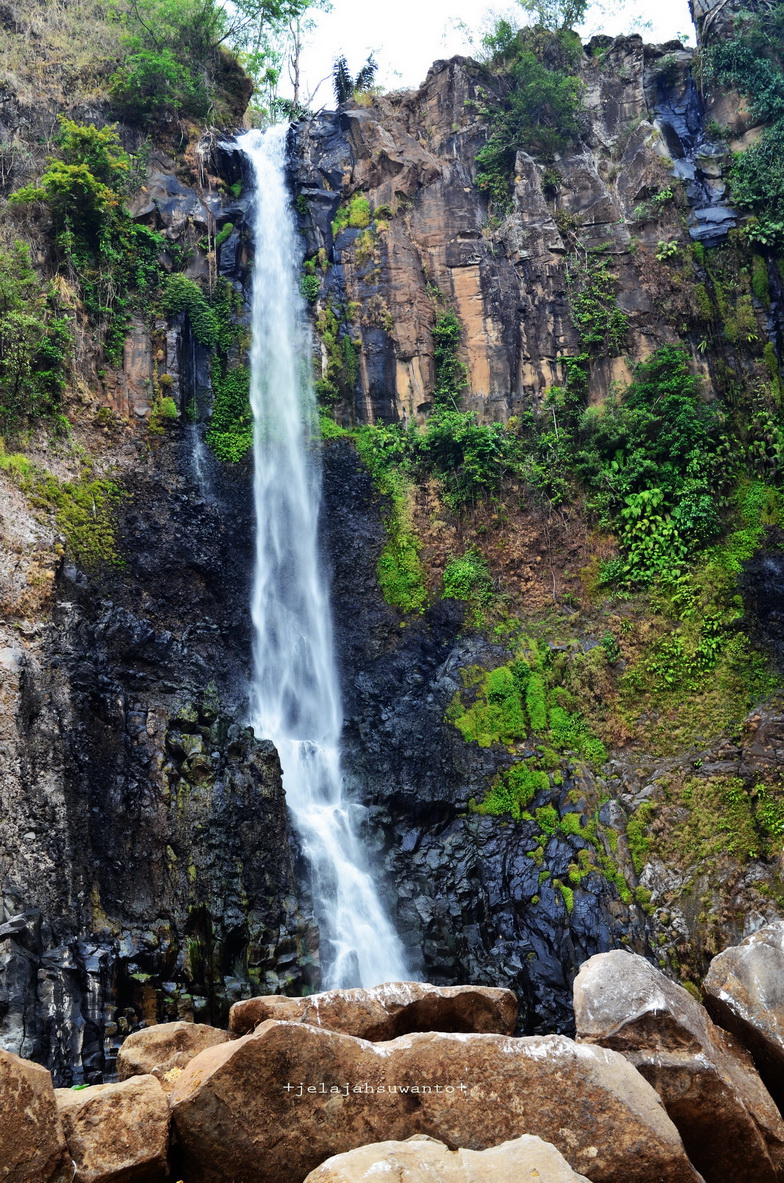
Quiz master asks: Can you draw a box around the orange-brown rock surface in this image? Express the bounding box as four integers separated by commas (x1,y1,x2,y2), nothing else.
0,1047,72,1183
293,46,703,425
170,1019,700,1183
117,1020,229,1091
574,949,784,1183
55,1074,170,1183
304,1133,593,1182
229,981,517,1039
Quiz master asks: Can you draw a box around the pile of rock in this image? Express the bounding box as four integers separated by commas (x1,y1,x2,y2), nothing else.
4,931,784,1182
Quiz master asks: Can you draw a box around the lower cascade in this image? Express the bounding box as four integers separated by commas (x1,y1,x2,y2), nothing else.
240,125,408,988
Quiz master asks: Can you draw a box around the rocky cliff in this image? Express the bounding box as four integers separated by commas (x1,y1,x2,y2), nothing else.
2,0,784,1085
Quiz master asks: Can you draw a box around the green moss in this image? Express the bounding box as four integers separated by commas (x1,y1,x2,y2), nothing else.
524,673,547,731
764,341,781,384
353,433,427,614
752,254,771,305
206,364,252,463
472,762,550,818
301,273,320,302
535,804,560,834
627,801,656,874
163,274,221,348
432,309,468,410
723,293,759,345
694,282,714,321
29,471,125,568
442,549,494,624
452,664,527,748
148,395,178,433
332,193,372,237
215,222,234,250
557,881,575,913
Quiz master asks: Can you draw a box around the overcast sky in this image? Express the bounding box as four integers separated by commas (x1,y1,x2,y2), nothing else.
290,0,695,107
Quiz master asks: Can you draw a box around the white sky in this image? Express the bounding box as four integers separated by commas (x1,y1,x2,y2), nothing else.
291,0,695,107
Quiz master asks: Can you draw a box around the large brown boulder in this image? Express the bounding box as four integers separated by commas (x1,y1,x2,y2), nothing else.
0,1048,72,1183
304,1133,593,1182
55,1074,170,1183
574,949,784,1183
703,922,784,1111
229,981,517,1040
170,1019,701,1183
117,1020,229,1092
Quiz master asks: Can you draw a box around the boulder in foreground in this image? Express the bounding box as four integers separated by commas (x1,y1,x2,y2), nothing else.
304,1133,593,1182
574,949,784,1183
56,1073,170,1183
170,1019,701,1183
0,1048,72,1183
703,921,784,1111
117,1020,229,1091
229,981,517,1040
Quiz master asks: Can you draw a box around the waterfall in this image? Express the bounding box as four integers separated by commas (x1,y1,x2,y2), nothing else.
239,125,408,990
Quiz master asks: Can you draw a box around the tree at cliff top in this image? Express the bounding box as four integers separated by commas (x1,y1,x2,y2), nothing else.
475,21,582,208
518,0,588,31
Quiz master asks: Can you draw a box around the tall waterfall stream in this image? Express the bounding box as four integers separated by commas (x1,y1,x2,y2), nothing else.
239,126,408,989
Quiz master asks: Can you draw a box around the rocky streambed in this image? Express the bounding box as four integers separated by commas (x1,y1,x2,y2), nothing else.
5,923,784,1182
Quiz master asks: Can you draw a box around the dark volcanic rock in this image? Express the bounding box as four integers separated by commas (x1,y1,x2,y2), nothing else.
321,439,650,1033
0,437,318,1084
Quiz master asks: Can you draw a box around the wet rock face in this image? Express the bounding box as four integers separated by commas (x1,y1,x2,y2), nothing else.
321,440,649,1034
1,438,317,1084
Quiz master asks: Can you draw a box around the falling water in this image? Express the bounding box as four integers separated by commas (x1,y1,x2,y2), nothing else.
239,125,408,989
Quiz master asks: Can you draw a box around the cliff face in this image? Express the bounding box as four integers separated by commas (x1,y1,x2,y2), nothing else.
291,39,744,424
0,135,319,1081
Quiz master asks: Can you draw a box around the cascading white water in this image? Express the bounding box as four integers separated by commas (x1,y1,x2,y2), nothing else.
239,125,408,989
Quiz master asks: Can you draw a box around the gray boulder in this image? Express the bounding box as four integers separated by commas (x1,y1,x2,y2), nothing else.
574,949,784,1183
703,921,784,1112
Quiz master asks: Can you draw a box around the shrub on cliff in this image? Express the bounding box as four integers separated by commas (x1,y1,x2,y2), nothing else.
0,243,72,436
703,5,784,242
475,23,582,208
10,118,166,364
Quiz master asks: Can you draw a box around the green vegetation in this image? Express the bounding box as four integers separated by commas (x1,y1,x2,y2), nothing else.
432,309,468,409
566,253,629,355
332,53,378,105
11,119,165,365
163,275,222,347
442,549,494,614
474,23,582,209
314,298,360,404
575,347,721,585
1,444,125,569
332,194,372,238
447,642,606,764
162,275,249,461
353,429,427,613
704,6,784,243
207,366,252,462
0,243,72,436
474,762,551,818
